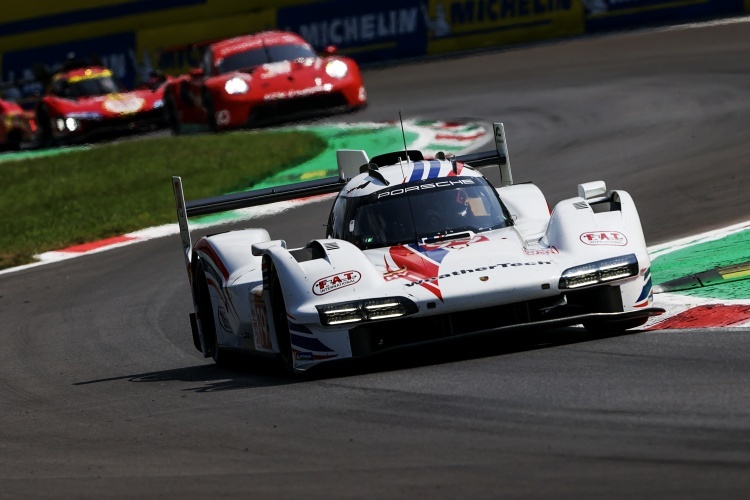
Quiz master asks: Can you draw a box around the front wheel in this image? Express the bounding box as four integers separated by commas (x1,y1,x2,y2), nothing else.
202,89,218,132
36,105,58,148
164,94,183,136
267,262,293,373
584,316,649,336
193,259,228,366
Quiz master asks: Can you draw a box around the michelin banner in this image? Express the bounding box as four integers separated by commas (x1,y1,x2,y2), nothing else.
2,0,747,97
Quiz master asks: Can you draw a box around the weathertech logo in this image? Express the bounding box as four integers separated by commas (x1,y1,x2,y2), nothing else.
404,261,552,287
580,231,628,246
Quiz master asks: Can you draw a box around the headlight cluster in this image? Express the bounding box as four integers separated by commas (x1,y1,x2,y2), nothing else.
56,112,103,132
317,297,417,326
325,60,348,79
559,254,639,290
224,77,249,95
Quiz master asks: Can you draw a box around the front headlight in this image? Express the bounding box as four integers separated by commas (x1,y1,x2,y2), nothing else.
317,297,417,326
57,117,80,132
325,59,348,79
224,77,249,95
559,254,639,290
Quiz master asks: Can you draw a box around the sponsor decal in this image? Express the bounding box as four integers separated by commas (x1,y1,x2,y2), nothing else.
251,295,273,351
580,231,628,246
313,270,362,295
295,351,314,361
377,178,475,198
103,94,144,114
383,235,489,300
265,84,331,101
523,246,559,256
404,260,553,288
260,60,292,78
216,110,230,125
634,268,653,308
217,306,232,332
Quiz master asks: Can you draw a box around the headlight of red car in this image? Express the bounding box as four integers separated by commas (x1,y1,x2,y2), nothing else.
325,60,348,79
224,77,249,95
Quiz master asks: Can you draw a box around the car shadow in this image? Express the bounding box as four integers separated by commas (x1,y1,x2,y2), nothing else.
72,327,642,391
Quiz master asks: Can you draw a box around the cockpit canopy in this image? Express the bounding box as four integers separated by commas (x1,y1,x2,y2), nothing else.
327,175,512,250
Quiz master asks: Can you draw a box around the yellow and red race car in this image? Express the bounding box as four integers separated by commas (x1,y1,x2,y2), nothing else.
163,30,367,134
0,98,37,151
35,65,168,146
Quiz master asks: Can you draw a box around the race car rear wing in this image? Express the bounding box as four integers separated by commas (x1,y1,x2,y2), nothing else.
171,122,512,279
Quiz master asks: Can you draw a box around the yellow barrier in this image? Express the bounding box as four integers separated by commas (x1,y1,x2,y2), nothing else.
425,0,584,55
0,0,311,53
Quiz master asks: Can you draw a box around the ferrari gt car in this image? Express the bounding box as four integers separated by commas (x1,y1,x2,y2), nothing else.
163,30,367,134
0,97,36,151
172,123,663,373
35,63,167,146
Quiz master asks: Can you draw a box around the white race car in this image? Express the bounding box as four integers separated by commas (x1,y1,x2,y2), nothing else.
172,123,664,373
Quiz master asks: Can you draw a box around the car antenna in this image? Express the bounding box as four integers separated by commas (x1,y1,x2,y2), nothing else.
399,109,409,163
398,109,409,179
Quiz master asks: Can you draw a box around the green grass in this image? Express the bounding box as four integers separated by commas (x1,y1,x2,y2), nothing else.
0,130,326,269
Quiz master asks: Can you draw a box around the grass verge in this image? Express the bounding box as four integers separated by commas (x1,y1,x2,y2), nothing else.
0,130,326,270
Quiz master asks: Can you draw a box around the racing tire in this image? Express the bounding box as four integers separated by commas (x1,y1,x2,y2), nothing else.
202,88,219,132
267,261,294,374
165,94,183,136
583,316,649,336
193,259,229,367
36,105,58,148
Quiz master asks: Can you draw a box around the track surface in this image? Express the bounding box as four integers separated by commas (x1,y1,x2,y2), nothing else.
2,20,750,498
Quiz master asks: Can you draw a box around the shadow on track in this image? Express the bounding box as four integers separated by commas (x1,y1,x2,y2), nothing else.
72,327,644,390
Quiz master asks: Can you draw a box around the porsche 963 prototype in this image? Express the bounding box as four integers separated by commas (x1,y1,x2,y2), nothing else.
172,123,663,373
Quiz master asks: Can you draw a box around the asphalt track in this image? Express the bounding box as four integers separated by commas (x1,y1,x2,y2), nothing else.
2,19,750,499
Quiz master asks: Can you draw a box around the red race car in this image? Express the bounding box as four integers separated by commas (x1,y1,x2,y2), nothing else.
35,64,168,146
0,97,37,151
163,31,367,134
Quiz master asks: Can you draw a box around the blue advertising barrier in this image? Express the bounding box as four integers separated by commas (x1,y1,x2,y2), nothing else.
277,0,428,64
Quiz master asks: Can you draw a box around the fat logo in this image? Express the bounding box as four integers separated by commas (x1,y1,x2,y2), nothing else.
580,231,628,246
313,270,361,295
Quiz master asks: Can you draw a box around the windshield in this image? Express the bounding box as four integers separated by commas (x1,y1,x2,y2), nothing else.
58,75,121,97
328,176,512,250
216,43,316,74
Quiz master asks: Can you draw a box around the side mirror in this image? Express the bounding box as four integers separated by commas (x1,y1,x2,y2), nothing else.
323,45,337,55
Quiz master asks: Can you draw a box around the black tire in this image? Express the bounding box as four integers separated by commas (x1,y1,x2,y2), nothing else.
584,316,649,336
193,259,228,366
36,105,57,148
202,88,218,132
267,261,293,373
164,94,182,136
